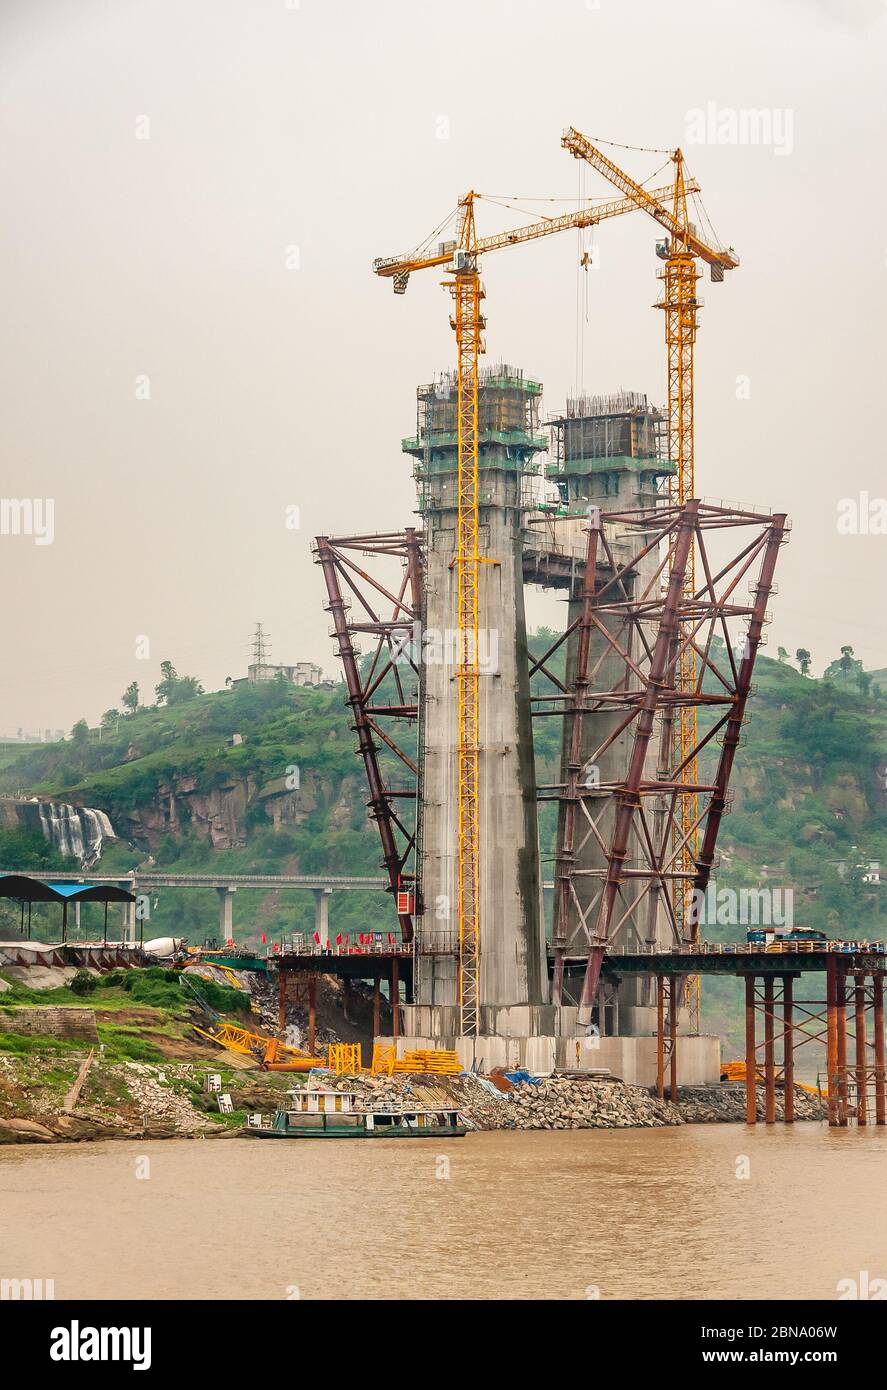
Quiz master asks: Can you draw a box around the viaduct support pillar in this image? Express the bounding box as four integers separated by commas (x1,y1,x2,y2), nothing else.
217,887,236,944
313,888,332,947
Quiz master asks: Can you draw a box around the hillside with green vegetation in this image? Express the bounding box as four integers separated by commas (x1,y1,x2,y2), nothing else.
0,640,885,1048
0,675,402,944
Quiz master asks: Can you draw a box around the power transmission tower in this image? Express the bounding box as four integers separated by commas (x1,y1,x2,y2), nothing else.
252,622,271,669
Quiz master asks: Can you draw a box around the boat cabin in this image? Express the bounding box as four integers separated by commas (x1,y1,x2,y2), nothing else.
284,1088,359,1115
265,1101,464,1136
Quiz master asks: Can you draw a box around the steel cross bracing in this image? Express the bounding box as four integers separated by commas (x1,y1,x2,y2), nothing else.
530,500,788,1020
313,530,424,942
742,966,887,1127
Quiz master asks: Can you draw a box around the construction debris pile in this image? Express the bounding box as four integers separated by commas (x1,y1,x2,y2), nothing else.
317,1070,828,1129
676,1084,827,1124
320,1071,680,1129
113,1063,213,1133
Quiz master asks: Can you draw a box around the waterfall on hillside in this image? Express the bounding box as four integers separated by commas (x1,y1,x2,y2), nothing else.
36,802,116,869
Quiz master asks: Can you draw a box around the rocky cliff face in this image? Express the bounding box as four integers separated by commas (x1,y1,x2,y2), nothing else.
109,769,362,853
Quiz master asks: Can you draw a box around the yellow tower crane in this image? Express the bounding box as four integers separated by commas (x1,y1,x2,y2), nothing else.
561,129,739,1019
374,180,688,1032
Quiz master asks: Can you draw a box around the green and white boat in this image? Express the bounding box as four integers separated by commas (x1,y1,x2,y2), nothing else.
240,1087,467,1139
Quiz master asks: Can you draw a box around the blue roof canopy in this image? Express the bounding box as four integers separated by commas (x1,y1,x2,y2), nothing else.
0,875,135,904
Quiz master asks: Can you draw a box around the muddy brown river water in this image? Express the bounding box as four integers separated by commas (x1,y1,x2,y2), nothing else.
2,1124,885,1300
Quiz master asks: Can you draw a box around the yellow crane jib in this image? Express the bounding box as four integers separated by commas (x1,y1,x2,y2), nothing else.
372,184,693,290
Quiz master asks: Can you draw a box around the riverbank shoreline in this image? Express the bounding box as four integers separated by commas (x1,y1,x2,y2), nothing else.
0,1054,826,1143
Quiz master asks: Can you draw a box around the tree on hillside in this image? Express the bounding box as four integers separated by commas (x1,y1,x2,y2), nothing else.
71,719,89,743
777,646,789,664
169,675,204,703
795,648,812,677
823,645,863,684
155,660,204,706
154,661,178,704
856,669,872,698
121,681,140,715
100,709,119,730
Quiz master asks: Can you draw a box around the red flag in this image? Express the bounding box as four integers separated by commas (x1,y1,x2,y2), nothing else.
336,933,343,946
261,933,267,944
388,932,395,945
313,931,320,945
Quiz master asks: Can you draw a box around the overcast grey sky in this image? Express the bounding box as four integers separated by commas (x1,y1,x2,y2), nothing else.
0,0,885,731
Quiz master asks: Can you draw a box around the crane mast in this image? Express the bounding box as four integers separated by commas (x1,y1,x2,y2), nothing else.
658,151,701,989
451,195,483,1034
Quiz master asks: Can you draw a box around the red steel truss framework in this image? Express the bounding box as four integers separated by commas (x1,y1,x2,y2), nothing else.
313,530,424,943
530,500,788,1017
316,504,787,1016
741,964,886,1127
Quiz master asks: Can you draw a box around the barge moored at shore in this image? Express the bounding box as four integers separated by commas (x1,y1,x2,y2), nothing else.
240,1088,467,1139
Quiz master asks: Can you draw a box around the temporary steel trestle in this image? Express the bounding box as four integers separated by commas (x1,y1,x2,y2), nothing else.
313,530,424,941
533,500,788,1019
739,964,887,1127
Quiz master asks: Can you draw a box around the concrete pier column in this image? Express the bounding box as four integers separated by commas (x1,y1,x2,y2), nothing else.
122,899,136,945
217,886,236,943
549,398,675,1024
404,369,546,1018
313,888,332,947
